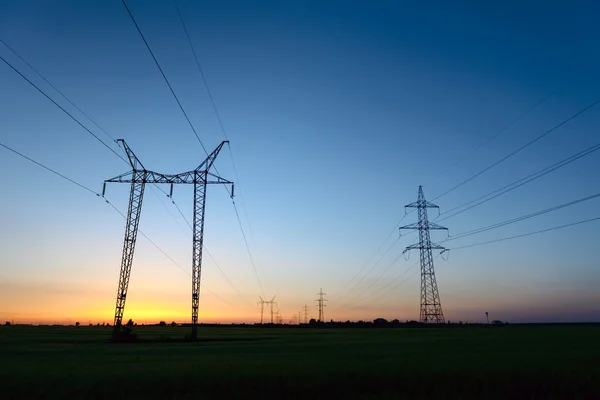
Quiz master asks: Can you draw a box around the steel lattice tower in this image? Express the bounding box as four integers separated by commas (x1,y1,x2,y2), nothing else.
104,139,232,339
400,186,448,323
316,289,327,322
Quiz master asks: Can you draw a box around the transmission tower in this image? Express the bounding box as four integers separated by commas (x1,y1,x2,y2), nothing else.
302,304,310,324
258,297,266,324
103,139,232,339
262,296,276,324
316,289,327,322
400,186,448,324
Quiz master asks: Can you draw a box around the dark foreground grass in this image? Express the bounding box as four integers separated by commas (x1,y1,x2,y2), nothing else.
1,324,599,399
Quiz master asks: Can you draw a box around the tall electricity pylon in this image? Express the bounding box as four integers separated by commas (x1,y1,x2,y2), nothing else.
302,304,309,324
262,296,276,324
316,289,327,322
400,186,448,324
104,139,232,339
258,297,266,324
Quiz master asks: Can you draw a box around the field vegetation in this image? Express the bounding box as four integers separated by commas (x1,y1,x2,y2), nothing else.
1,324,598,399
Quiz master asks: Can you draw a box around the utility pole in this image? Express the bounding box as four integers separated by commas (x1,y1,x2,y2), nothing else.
316,289,327,322
258,297,266,324
485,312,489,324
400,186,448,324
302,304,310,324
104,139,233,340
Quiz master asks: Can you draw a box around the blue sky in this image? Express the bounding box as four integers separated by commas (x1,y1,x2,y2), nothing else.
1,0,599,324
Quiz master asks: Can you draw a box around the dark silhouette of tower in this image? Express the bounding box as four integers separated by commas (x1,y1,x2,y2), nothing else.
316,289,327,322
400,186,448,323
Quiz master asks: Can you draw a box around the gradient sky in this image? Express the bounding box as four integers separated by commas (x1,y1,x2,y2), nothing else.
1,0,599,325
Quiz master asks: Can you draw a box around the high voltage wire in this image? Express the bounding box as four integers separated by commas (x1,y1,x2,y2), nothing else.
335,213,408,297
336,236,401,301
347,214,600,310
448,216,600,251
0,54,127,164
346,192,600,310
232,200,266,298
438,143,600,222
1,42,252,311
433,95,552,181
0,140,239,309
335,240,411,312
171,1,263,296
120,0,209,156
172,0,227,141
445,191,600,242
345,253,442,312
0,39,119,145
157,189,256,308
339,97,555,297
122,0,266,298
432,97,600,201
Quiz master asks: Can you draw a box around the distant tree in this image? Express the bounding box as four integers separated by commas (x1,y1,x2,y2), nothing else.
125,319,134,327
170,321,177,327
75,322,80,327
5,321,10,326
309,318,317,325
373,318,388,325
391,319,400,325
158,321,167,327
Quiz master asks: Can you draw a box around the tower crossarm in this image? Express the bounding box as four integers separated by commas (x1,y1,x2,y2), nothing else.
194,140,229,173
403,242,446,252
399,222,448,231
117,139,145,170
404,199,440,209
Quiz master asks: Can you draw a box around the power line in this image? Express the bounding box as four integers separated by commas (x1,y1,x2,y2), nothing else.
348,252,443,312
446,191,600,242
232,200,266,298
438,143,600,222
347,97,554,290
335,242,409,311
337,236,401,301
0,140,98,195
149,186,255,309
336,213,407,295
172,0,227,140
122,1,265,299
120,0,209,156
170,3,264,298
433,95,552,180
0,140,238,309
448,216,600,251
0,54,127,164
432,97,600,201
0,38,119,145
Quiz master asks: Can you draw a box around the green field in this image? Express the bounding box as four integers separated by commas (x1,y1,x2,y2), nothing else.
1,324,598,399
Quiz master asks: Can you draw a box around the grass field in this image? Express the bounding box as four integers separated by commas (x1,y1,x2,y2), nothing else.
1,324,599,399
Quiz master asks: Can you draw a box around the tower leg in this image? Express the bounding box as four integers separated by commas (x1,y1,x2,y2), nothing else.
191,173,208,340
113,171,146,336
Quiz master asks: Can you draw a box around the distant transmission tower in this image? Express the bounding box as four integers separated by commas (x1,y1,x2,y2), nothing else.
258,297,266,324
316,289,327,322
103,139,232,339
302,304,309,324
263,296,276,324
400,186,448,324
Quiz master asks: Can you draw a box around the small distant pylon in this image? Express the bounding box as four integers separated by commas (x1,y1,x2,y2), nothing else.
302,304,310,324
400,186,448,324
265,296,276,323
258,297,266,324
316,289,327,322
